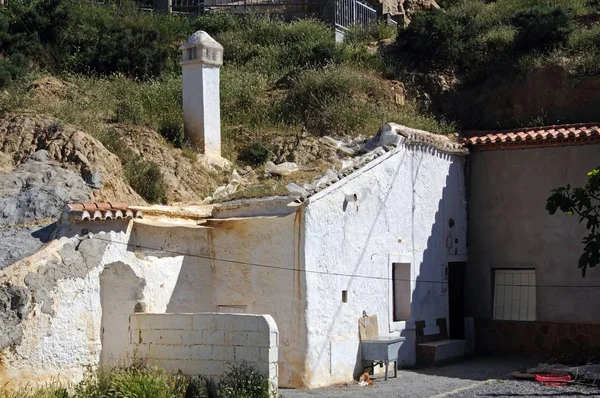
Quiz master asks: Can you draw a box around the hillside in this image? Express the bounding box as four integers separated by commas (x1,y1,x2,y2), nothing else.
394,0,600,128
0,0,599,205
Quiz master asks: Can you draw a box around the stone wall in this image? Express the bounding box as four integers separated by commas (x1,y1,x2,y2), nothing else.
475,319,600,362
130,313,279,390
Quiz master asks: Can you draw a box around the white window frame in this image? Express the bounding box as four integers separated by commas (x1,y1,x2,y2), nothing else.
388,254,414,332
493,269,536,321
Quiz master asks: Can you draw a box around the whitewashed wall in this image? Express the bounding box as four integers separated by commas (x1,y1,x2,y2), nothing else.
0,225,189,386
130,215,308,388
302,143,467,387
130,313,279,390
0,214,307,389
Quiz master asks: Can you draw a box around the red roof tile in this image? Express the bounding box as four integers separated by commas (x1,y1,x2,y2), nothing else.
64,202,142,222
463,123,600,150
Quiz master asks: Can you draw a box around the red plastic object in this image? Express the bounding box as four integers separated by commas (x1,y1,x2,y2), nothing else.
534,373,572,386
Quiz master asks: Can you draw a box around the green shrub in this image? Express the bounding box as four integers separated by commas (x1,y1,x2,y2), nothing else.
0,1,187,80
238,141,271,166
125,157,168,204
115,99,144,124
193,13,239,36
0,55,27,88
217,362,270,398
280,66,376,135
511,5,575,52
99,129,168,204
74,365,190,398
397,10,479,72
159,120,186,148
344,23,397,46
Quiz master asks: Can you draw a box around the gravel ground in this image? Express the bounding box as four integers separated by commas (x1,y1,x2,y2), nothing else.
448,379,599,398
282,356,600,398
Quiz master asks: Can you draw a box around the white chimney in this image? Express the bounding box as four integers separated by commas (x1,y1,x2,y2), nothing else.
180,31,224,157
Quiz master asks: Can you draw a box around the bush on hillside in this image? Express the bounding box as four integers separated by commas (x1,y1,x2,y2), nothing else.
0,55,27,88
0,0,181,80
100,130,168,204
397,10,479,72
511,5,575,52
125,157,168,204
237,141,271,166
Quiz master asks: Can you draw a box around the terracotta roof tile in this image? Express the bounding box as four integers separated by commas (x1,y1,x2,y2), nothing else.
64,202,143,222
463,122,600,150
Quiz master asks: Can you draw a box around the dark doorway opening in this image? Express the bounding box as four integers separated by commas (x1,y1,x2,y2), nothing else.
448,262,466,339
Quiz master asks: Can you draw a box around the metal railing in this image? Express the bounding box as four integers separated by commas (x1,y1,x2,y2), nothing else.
335,0,377,32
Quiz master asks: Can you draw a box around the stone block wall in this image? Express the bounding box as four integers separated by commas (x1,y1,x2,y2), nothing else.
130,313,279,390
475,319,600,362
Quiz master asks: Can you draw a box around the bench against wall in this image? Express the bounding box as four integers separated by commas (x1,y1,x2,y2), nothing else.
416,318,465,366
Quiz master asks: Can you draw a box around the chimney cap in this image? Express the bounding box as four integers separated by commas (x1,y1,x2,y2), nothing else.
180,30,224,67
179,30,223,50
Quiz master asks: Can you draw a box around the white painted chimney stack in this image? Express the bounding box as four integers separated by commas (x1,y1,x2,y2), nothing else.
180,31,224,157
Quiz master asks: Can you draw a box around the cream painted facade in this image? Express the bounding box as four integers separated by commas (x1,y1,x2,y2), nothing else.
0,129,467,389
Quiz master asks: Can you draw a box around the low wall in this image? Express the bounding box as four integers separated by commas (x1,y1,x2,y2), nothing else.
130,313,279,390
475,319,600,362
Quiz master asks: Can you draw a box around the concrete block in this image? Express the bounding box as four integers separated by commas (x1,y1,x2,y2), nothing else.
193,314,215,330
181,330,204,345
235,316,258,331
234,346,260,362
130,328,141,344
149,343,188,360
131,314,163,330
212,345,234,361
189,344,213,359
197,360,224,376
259,347,277,363
256,316,271,332
170,314,193,330
256,361,269,376
269,362,278,378
269,331,279,348
140,329,162,344
228,331,248,346
142,329,182,345
131,342,150,358
246,331,270,347
145,359,184,373
203,329,225,345
215,314,237,330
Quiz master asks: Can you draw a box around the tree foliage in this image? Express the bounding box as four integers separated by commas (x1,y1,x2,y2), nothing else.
546,167,600,276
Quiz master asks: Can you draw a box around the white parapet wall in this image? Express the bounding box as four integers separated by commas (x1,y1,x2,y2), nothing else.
130,313,279,391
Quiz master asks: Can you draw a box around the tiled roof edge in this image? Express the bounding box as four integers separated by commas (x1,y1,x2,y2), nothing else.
392,124,468,155
64,202,143,222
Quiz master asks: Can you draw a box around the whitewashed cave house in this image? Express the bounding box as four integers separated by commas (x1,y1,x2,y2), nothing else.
0,31,469,389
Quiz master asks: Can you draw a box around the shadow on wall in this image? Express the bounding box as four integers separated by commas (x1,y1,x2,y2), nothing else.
100,261,145,366
398,146,465,368
312,150,410,382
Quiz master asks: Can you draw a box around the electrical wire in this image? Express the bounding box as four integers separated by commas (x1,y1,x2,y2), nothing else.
88,235,600,289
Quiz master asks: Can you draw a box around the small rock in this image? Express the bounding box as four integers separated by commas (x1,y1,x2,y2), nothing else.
86,170,103,189
29,150,49,163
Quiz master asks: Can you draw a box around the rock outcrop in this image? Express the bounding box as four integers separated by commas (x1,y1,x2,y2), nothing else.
0,150,90,269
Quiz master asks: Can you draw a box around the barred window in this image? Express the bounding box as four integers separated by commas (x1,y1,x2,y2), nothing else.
493,269,536,321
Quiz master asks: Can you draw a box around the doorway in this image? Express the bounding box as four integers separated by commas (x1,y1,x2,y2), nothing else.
448,262,466,339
